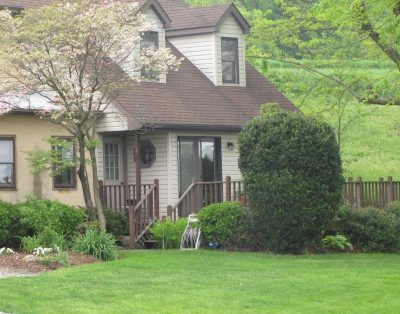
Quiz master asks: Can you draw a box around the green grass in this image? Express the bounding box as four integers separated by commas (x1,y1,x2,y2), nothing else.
1,251,400,313
261,61,400,180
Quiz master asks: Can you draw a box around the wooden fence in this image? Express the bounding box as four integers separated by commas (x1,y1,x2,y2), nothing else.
343,177,400,208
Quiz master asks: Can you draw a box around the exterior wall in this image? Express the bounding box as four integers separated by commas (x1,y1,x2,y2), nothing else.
216,14,246,87
95,103,130,133
98,130,241,217
0,114,90,207
169,33,216,83
167,130,241,210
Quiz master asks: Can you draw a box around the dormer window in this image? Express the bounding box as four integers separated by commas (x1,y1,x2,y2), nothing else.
141,31,159,80
221,37,239,84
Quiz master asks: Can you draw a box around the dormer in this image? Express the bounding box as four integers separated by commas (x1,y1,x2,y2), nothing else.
165,3,250,87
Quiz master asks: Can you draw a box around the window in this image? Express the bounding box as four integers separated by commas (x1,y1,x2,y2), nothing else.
140,141,156,168
0,137,15,188
221,37,239,84
104,142,120,181
140,31,159,80
53,138,76,189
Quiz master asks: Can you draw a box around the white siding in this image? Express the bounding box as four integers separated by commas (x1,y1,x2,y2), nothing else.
95,103,129,133
169,33,216,83
167,130,242,207
216,14,246,87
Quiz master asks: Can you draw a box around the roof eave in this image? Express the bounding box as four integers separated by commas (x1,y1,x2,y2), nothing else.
151,123,243,132
216,3,251,34
140,0,172,28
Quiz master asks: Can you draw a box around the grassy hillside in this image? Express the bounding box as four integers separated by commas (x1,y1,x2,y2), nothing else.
259,60,400,180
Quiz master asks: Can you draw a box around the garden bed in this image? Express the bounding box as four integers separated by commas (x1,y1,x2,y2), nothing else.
0,251,97,278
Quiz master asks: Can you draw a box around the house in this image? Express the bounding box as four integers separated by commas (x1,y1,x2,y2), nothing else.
0,0,296,242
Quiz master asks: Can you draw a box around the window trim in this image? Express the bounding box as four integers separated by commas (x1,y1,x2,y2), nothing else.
221,37,240,84
52,136,77,190
103,139,122,182
0,136,16,190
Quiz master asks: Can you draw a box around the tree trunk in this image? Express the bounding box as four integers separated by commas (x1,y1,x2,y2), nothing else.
89,145,106,231
77,136,96,221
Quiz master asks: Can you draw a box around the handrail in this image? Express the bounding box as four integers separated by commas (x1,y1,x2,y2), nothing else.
171,182,196,211
134,183,156,213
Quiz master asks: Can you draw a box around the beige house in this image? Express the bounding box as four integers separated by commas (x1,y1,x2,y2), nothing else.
0,0,295,243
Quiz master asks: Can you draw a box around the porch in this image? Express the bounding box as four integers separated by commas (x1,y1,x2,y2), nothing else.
99,176,246,247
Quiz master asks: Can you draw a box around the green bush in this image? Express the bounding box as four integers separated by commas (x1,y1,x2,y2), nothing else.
104,209,129,237
19,197,86,240
21,236,41,253
198,202,245,248
150,219,187,249
74,229,117,261
321,234,353,251
239,110,343,253
0,201,30,248
336,206,400,252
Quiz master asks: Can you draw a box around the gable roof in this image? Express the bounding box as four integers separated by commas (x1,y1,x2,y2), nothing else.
158,0,250,36
113,41,296,131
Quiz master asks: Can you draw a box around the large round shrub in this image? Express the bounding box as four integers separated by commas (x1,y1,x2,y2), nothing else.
198,202,245,248
0,201,30,248
239,110,343,253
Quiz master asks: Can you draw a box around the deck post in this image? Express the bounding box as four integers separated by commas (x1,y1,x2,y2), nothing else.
225,176,231,202
134,132,142,203
191,177,197,213
129,205,136,248
154,179,160,219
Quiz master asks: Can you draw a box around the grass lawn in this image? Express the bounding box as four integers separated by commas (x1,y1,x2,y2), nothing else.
1,251,400,313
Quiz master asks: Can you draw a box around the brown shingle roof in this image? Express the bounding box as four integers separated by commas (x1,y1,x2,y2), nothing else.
113,42,296,130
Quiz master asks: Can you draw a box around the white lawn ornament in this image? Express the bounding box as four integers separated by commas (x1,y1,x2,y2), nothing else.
180,214,201,250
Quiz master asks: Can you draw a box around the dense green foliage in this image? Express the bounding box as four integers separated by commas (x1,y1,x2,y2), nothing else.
0,198,86,248
197,202,245,248
74,229,117,261
103,209,129,238
0,201,29,248
337,205,400,252
150,219,187,249
321,234,353,251
239,110,343,253
1,251,400,313
19,197,86,240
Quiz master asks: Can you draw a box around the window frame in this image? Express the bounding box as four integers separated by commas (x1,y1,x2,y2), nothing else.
221,37,240,84
0,136,16,189
140,31,159,80
103,140,122,182
52,136,77,190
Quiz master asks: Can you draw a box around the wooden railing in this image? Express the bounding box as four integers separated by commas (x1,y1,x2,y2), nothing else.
99,181,154,213
168,176,247,221
343,177,400,208
128,179,159,247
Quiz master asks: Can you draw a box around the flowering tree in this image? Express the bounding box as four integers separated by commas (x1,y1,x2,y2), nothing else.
0,0,180,229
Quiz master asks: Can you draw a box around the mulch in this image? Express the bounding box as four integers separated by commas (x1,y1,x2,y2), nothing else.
0,252,98,276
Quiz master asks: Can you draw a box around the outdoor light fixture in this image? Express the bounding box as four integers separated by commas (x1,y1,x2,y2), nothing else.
227,141,234,150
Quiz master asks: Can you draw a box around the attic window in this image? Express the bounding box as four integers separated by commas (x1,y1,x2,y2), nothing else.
221,37,239,84
141,31,159,80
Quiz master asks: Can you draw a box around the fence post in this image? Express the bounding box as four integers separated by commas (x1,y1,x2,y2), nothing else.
225,176,232,202
379,177,385,208
154,179,160,219
348,177,354,207
387,176,394,205
356,177,363,208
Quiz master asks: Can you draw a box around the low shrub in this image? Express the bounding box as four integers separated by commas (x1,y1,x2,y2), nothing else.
321,234,353,251
197,202,245,248
74,229,117,261
150,219,187,249
40,251,70,268
0,201,29,248
21,236,41,253
336,206,400,252
104,209,129,238
19,197,86,240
